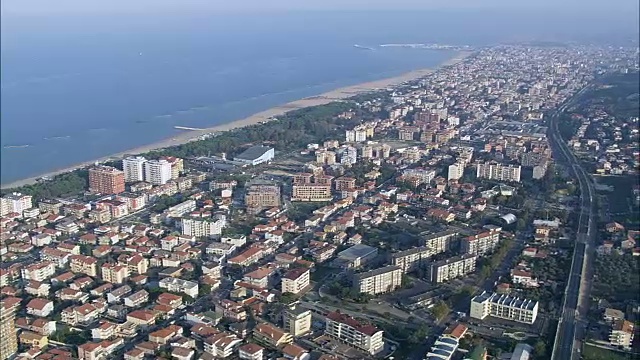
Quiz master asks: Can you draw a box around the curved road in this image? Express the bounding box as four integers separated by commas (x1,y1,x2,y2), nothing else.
548,85,597,360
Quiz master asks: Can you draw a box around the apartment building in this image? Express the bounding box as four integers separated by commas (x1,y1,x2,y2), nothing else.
281,268,310,295
144,159,172,185
159,156,184,179
238,343,265,360
609,320,634,349
88,166,125,194
227,246,265,267
447,162,465,181
391,246,433,273
61,303,101,326
345,127,368,142
292,173,314,185
420,229,459,254
245,184,281,213
352,266,402,295
476,162,522,182
70,255,99,277
253,323,292,348
1,192,33,217
101,263,129,284
21,262,56,282
124,290,149,308
0,305,18,360
470,292,539,324
462,229,501,256
181,216,227,237
283,307,312,337
334,177,357,191
203,331,242,358
429,254,477,283
122,156,147,183
159,277,198,298
291,184,332,202
325,311,384,355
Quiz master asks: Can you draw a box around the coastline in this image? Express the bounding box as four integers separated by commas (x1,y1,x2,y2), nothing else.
1,51,471,190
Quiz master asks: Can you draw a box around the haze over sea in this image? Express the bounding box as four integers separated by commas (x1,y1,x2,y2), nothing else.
1,9,638,184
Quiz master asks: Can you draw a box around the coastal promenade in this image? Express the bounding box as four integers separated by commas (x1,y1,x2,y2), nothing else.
1,51,471,190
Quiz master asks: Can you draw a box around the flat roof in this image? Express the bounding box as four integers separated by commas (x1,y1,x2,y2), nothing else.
236,145,273,161
353,265,401,280
337,244,378,260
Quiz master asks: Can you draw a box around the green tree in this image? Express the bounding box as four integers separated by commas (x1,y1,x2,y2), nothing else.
431,300,450,321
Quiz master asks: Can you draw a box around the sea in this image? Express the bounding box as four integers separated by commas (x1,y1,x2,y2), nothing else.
1,10,637,184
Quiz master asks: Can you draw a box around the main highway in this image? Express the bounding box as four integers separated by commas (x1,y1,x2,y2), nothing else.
548,85,597,360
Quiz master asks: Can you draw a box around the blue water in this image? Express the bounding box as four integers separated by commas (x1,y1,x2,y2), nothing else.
1,10,637,184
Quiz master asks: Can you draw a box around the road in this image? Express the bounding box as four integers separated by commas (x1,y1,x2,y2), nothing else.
548,85,597,360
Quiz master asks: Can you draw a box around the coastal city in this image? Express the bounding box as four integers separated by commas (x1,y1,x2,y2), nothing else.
0,44,638,360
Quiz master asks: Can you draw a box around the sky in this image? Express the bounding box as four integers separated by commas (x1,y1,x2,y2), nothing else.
2,0,639,16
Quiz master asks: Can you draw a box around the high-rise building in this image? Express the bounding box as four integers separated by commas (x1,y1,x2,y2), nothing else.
122,156,147,183
88,166,125,195
0,304,18,360
245,184,281,214
345,127,367,142
281,268,310,294
181,216,227,237
429,254,477,283
159,156,184,179
340,146,358,166
352,266,402,295
448,162,465,181
420,229,459,253
470,292,539,324
476,162,521,182
391,246,433,273
461,229,501,256
0,192,33,216
325,311,384,355
144,159,172,185
283,307,312,337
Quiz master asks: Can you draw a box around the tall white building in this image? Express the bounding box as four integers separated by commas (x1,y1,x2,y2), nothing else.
181,216,227,237
340,146,358,166
352,266,402,295
345,128,367,142
325,311,384,355
448,162,465,181
122,156,147,183
476,162,521,182
144,159,172,185
470,292,538,324
1,193,33,217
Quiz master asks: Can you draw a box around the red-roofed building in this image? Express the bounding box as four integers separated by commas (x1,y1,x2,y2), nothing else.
325,311,384,354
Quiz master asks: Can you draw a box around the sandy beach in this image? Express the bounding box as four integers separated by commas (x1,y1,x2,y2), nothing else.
1,51,471,189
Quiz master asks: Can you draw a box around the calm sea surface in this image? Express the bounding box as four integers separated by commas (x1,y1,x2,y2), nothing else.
1,10,635,183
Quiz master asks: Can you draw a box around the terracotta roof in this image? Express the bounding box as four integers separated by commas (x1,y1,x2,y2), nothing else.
238,343,264,354
326,311,380,336
27,298,52,311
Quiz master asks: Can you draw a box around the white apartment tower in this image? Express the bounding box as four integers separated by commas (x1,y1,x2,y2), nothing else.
144,159,172,185
0,193,33,217
476,162,522,182
122,156,147,183
448,162,465,181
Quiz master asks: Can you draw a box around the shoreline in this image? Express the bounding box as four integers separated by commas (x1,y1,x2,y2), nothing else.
1,51,472,190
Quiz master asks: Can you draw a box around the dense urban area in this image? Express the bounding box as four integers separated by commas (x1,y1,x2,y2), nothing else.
0,44,638,360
